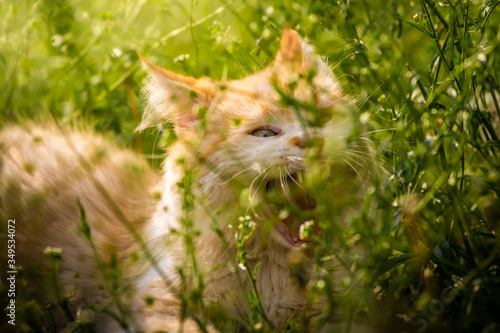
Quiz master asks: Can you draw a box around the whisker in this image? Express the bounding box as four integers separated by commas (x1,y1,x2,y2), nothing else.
249,167,271,202
341,155,374,179
219,165,254,185
246,166,272,218
283,156,307,172
359,128,398,136
344,148,373,158
284,156,306,161
279,168,299,211
343,159,367,190
284,166,310,194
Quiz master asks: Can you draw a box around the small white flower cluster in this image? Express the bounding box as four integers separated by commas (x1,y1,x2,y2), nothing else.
238,215,255,229
299,220,315,240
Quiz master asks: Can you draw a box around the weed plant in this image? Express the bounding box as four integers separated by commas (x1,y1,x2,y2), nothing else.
1,0,500,332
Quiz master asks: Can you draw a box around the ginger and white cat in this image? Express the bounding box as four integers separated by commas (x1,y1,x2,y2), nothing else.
0,29,367,332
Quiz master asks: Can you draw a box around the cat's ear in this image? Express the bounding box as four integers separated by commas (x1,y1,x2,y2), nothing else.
274,28,324,71
137,54,218,133
274,27,304,65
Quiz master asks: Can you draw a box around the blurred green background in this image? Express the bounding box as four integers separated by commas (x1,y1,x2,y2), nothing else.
1,0,500,332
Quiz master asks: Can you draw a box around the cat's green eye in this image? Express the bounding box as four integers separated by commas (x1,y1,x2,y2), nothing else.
250,128,280,138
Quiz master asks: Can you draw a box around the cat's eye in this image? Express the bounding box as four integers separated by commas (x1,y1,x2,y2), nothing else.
249,128,280,138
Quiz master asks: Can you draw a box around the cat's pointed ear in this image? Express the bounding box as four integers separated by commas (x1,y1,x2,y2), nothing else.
274,28,325,71
274,27,304,65
137,53,218,132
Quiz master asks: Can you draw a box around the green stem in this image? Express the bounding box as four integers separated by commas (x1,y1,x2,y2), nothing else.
242,259,273,330
481,0,500,30
424,0,449,29
189,0,199,71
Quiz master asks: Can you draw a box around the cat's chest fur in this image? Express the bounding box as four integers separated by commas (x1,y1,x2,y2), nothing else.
201,237,314,330
144,188,316,330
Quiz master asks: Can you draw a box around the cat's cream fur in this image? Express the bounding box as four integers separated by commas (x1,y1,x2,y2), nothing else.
0,29,365,332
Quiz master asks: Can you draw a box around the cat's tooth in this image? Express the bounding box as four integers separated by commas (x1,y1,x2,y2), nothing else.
297,171,303,184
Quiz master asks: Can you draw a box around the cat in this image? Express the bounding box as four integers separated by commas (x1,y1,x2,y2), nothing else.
0,28,368,332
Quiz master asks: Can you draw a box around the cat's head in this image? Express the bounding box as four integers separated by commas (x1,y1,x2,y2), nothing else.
140,28,368,249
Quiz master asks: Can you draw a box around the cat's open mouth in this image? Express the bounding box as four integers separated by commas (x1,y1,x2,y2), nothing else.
265,173,322,247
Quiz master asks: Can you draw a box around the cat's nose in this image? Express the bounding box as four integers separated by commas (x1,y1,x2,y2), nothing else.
287,135,305,148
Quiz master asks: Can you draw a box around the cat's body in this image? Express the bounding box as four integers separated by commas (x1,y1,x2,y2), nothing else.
0,125,159,330
0,29,366,332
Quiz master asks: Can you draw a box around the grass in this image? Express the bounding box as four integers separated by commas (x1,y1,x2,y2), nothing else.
1,0,500,332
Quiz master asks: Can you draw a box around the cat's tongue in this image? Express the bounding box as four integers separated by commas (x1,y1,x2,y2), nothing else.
277,196,321,247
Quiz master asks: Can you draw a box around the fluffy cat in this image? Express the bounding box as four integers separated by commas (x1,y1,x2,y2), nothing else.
0,29,367,332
